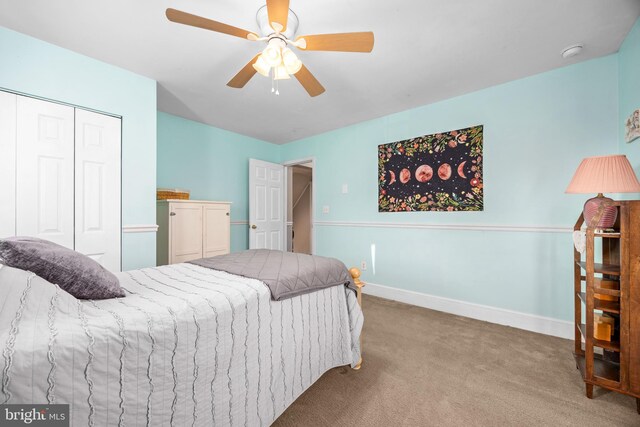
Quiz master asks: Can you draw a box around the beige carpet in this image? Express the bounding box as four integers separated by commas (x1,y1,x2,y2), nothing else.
274,295,639,426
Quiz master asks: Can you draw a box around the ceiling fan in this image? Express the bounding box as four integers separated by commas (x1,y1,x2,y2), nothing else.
166,0,374,97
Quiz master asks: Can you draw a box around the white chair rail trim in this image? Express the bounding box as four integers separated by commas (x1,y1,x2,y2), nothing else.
314,220,571,233
122,224,159,233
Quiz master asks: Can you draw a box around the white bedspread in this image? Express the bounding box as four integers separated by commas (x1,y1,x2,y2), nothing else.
0,263,363,426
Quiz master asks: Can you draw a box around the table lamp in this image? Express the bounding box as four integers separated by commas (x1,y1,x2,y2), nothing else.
565,155,640,229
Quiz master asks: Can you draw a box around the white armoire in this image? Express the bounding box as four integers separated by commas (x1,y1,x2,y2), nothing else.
0,91,122,271
156,200,231,265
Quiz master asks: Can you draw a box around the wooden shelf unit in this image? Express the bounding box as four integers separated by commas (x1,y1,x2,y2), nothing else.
577,293,620,314
574,352,620,383
577,323,620,351
573,200,640,414
575,261,620,276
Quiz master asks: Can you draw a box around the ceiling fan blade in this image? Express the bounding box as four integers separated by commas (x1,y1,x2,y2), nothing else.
266,0,290,32
227,54,261,88
295,32,374,52
166,8,258,40
294,64,325,97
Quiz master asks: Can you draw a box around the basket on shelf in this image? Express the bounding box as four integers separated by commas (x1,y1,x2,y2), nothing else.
157,188,190,200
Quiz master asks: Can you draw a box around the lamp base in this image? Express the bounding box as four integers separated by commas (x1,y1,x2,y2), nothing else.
583,194,617,229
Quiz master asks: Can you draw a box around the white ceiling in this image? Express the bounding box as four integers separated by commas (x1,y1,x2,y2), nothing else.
1,0,638,144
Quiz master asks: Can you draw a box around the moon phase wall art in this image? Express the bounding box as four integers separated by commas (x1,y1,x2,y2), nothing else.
378,125,483,212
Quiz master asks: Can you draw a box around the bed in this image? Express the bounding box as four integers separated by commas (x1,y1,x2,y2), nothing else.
0,253,364,426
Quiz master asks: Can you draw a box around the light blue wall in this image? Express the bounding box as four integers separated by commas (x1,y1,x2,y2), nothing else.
280,56,619,321
619,17,640,174
0,26,157,270
157,112,280,252
3,19,631,315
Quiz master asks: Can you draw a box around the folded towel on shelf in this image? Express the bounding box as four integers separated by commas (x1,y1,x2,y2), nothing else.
573,230,586,254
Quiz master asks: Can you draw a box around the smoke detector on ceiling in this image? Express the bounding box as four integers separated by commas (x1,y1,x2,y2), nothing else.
561,44,584,59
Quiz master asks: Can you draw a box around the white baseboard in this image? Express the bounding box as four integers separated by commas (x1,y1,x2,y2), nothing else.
362,282,573,339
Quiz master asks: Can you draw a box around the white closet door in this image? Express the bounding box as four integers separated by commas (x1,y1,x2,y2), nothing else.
0,92,17,238
75,109,121,271
16,96,75,248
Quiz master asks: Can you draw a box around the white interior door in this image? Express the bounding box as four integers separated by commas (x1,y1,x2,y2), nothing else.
74,109,122,271
16,96,75,248
249,159,284,250
170,203,203,263
0,92,17,238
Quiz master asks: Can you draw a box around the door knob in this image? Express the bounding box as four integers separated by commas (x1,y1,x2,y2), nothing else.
170,212,176,216
251,224,257,229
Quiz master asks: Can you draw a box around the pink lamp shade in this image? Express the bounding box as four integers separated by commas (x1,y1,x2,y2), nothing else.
565,155,640,194
565,155,640,229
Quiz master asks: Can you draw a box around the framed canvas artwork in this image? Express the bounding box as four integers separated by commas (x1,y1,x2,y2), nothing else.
378,125,483,212
626,109,640,143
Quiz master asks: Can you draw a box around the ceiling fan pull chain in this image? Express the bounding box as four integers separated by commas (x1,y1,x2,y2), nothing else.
271,70,275,93
276,78,280,96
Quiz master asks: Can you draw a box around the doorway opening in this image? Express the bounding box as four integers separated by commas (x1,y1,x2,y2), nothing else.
285,160,313,254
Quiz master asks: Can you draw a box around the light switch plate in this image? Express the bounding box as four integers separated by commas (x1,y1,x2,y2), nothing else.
322,205,330,214
342,184,348,194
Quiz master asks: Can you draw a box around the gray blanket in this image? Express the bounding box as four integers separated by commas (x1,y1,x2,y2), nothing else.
189,249,354,301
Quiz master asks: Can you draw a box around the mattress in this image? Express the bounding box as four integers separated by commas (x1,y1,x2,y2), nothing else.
0,262,364,426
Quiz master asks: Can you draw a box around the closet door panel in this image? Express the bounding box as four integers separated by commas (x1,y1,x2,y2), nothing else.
0,92,17,238
75,109,122,271
16,96,74,248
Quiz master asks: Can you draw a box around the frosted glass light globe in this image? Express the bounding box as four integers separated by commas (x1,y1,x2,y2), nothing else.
262,44,282,67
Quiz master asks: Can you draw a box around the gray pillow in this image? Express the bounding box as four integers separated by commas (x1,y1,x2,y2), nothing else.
0,236,124,299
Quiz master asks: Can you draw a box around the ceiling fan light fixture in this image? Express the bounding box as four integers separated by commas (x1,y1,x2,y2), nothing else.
285,59,302,75
274,65,291,80
281,48,296,63
262,39,284,67
252,55,271,77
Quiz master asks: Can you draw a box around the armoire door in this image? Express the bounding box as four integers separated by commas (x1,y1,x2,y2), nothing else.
0,91,16,238
16,96,75,249
170,203,203,264
74,109,122,271
203,204,230,257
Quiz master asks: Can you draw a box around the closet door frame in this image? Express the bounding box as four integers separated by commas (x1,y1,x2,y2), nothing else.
0,91,17,238
1,88,123,271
